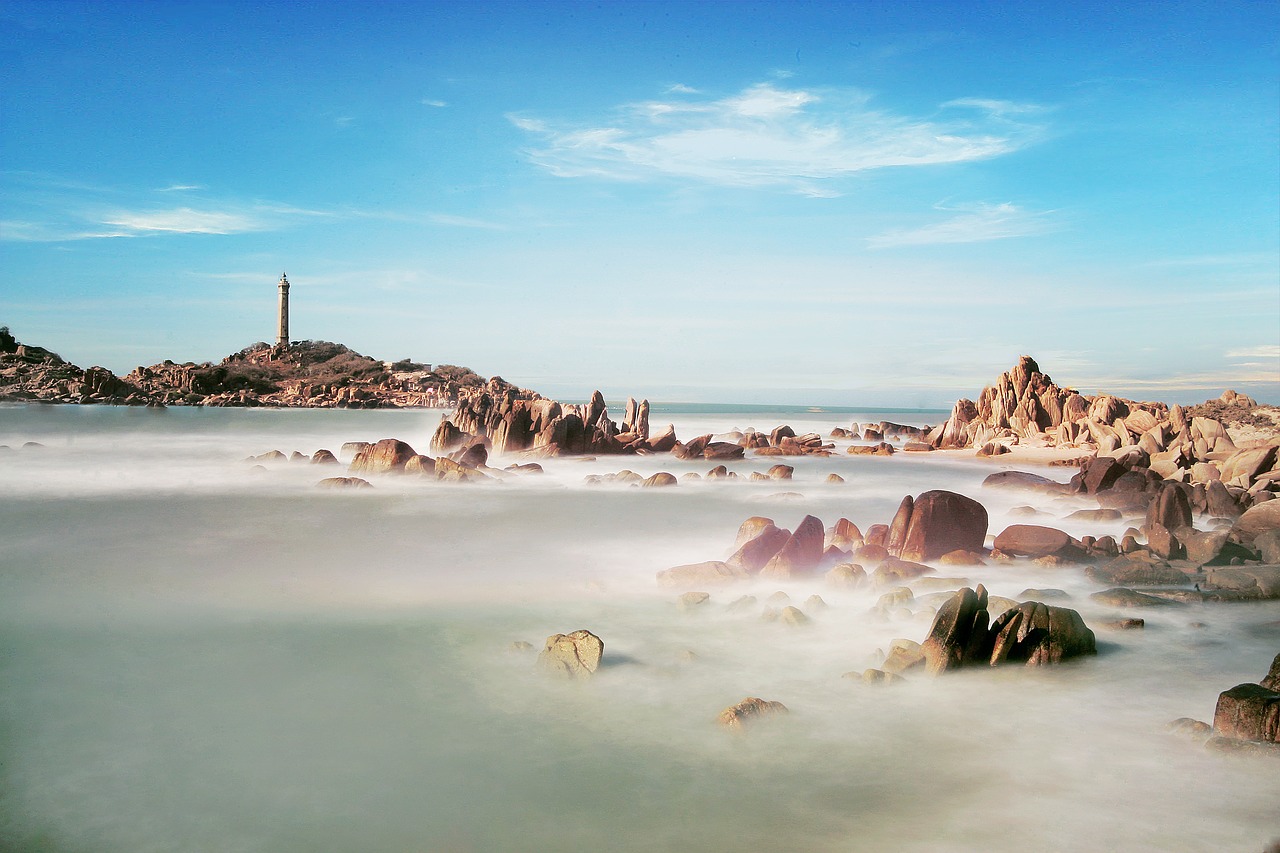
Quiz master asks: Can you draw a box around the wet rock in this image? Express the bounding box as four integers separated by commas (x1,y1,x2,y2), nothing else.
1090,588,1180,607
311,449,339,464
1213,683,1280,744
404,455,435,475
858,669,905,685
779,606,810,626
938,550,985,566
922,586,989,675
1019,588,1070,600
872,557,934,586
826,473,846,484
1101,618,1146,630
1167,718,1212,740
825,518,863,552
1085,555,1189,586
349,438,417,474
704,442,745,461
982,470,1063,492
1229,502,1280,548
1066,508,1123,523
825,562,867,588
1145,523,1184,561
726,523,791,573
716,697,788,731
1147,482,1193,532
726,595,758,614
641,472,678,488
657,561,750,587
881,639,926,674
759,515,825,579
535,630,604,680
435,456,490,483
766,464,794,480
317,477,372,489
992,524,1085,561
987,601,1097,666
735,516,778,547
1263,652,1280,691
1202,566,1280,600
804,594,828,611
895,490,989,563
678,591,711,610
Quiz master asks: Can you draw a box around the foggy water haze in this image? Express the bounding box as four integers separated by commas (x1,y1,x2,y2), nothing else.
2,405,1278,852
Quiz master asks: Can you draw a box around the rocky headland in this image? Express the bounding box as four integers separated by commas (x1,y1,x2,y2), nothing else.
0,325,508,409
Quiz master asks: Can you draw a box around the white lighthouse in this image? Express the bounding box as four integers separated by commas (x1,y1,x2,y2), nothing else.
276,272,290,347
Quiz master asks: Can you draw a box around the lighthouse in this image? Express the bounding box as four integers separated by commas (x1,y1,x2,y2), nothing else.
276,272,290,347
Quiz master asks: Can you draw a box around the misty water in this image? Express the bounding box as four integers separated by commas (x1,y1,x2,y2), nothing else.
1,404,1277,852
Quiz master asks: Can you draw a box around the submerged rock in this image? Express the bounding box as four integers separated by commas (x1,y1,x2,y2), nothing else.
535,630,604,680
716,697,788,731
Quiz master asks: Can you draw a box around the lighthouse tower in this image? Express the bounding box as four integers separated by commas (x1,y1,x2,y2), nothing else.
276,272,290,347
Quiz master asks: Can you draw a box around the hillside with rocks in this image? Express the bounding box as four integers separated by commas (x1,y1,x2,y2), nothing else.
0,326,515,408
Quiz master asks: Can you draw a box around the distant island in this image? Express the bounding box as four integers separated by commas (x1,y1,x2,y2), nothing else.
0,325,527,409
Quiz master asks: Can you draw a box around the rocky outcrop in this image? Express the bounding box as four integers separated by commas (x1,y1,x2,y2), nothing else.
759,515,825,579
348,438,418,474
920,587,1096,674
535,630,604,679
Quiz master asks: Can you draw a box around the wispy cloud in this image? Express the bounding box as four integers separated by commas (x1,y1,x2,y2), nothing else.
421,98,448,107
1227,345,1280,360
509,82,1046,195
665,84,699,94
867,202,1057,248
157,183,205,192
102,207,263,235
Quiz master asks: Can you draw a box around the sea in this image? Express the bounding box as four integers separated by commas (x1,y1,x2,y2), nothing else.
1,403,1277,852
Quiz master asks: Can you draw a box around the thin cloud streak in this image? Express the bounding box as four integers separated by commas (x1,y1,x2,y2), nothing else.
511,82,1046,194
867,202,1057,248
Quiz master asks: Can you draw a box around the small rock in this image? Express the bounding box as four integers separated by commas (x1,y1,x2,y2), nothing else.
535,630,604,680
678,591,711,610
716,697,788,731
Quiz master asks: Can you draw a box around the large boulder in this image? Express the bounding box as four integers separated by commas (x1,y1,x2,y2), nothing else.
535,630,604,680
348,438,417,474
1146,482,1193,532
992,525,1084,561
759,515,825,579
726,524,791,573
1229,502,1280,548
987,601,1097,666
921,585,990,674
896,490,989,563
1213,684,1280,744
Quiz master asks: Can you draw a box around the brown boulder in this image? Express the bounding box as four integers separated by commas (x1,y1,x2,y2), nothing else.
317,477,372,489
1213,683,1280,744
992,525,1083,561
349,438,417,474
1146,482,1193,532
641,472,678,488
872,557,934,585
921,586,989,674
311,449,339,464
703,442,745,460
726,524,790,573
1085,555,1189,586
896,490,989,563
1229,501,1280,548
987,601,1097,666
759,515,825,579
825,562,866,588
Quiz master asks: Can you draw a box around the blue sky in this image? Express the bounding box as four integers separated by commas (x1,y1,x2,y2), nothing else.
2,0,1277,407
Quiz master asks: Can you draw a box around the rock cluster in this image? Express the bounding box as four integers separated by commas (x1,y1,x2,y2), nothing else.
921,586,1097,674
432,388,674,458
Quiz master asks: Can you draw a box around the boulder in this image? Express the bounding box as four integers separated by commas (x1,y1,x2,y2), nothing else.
317,477,372,489
1202,566,1280,600
726,524,790,573
1257,530,1280,564
825,518,863,552
716,697,788,731
987,601,1097,666
535,630,604,680
1213,684,1280,744
921,586,989,674
896,490,989,563
1090,588,1180,607
1085,555,1189,586
1146,482,1193,532
1263,653,1280,692
703,442,745,460
992,525,1084,561
872,557,934,586
734,516,777,547
981,470,1063,492
349,438,417,474
825,562,867,588
641,472,678,488
881,639,926,674
759,515,825,579
657,561,750,587
1229,502,1280,548
311,449,339,464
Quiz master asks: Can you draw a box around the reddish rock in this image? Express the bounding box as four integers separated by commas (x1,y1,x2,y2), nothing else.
885,496,914,556
922,585,990,674
992,524,1084,561
1146,482,1193,532
1213,684,1280,744
872,557,934,585
896,490,989,563
317,477,372,489
704,442,745,460
825,517,863,551
987,601,1097,666
311,449,339,464
766,464,794,480
349,438,417,474
759,515,825,579
726,524,790,573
